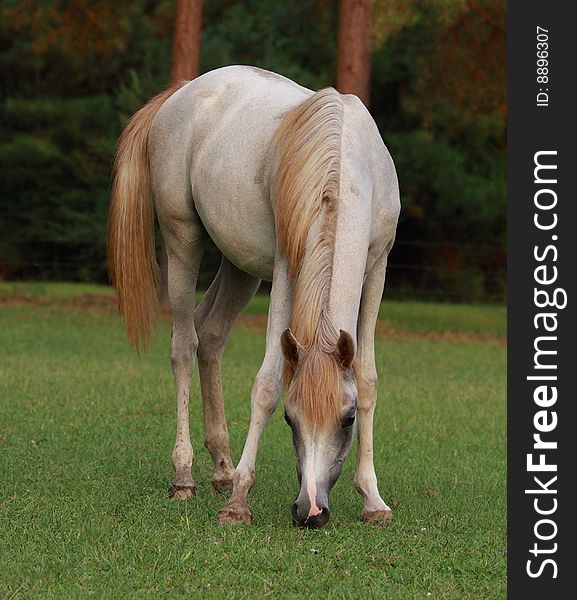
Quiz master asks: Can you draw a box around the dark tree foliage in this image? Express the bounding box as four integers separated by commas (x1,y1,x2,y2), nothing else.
0,0,506,301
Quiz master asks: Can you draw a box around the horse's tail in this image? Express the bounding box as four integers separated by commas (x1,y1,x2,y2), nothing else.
108,81,187,350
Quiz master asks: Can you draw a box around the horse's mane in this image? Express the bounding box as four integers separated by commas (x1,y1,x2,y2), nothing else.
274,88,344,424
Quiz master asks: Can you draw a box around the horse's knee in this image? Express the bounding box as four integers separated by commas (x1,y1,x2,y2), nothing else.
251,371,281,414
171,347,196,373
357,372,378,412
197,326,225,365
170,329,199,376
204,431,230,456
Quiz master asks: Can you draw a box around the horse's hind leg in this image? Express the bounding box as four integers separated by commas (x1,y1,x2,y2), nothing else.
195,258,261,492
160,213,204,500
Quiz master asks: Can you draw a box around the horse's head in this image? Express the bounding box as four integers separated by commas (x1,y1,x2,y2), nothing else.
281,328,357,528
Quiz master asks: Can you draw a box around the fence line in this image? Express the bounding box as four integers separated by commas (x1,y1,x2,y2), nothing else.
0,235,506,255
0,218,506,302
3,258,504,276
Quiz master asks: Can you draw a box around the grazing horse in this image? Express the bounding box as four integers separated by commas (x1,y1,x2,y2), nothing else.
108,65,400,528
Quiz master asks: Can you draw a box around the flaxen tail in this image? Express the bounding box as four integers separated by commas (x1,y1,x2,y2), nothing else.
108,81,186,350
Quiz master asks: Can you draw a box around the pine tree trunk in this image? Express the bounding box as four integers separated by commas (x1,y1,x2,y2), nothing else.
336,0,373,107
171,0,203,82
159,0,203,312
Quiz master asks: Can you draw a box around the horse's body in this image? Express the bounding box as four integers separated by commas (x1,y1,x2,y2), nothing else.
109,65,400,527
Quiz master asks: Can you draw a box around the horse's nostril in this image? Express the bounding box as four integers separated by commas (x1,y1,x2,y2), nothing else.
305,507,330,529
292,505,331,529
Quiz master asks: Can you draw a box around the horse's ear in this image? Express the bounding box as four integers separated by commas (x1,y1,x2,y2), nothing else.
336,330,355,369
281,328,304,369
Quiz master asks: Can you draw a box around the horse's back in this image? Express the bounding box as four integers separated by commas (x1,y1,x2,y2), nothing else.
149,66,399,281
149,66,312,280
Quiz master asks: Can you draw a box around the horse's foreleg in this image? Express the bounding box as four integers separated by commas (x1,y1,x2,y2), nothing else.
195,258,261,493
217,261,290,525
163,222,204,500
354,251,393,523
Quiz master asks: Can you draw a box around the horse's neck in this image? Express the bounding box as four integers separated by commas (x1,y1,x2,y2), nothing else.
291,193,370,349
326,194,371,340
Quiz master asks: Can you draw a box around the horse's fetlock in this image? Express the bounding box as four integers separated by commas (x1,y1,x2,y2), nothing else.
354,479,368,497
233,467,255,490
354,472,378,495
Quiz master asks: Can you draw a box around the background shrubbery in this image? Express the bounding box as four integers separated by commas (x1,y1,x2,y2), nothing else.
0,0,506,301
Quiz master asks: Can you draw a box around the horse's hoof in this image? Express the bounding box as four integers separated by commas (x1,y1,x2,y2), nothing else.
361,509,393,525
168,483,196,500
217,504,252,525
212,474,234,494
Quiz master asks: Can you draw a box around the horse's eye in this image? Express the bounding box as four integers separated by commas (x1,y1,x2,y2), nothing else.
342,414,356,428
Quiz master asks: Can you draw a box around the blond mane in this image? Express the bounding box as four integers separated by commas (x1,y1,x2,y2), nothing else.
274,88,345,424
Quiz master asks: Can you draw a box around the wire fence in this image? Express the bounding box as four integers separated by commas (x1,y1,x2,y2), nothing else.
0,237,506,304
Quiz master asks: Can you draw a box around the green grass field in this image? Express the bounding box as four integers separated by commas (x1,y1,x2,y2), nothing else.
0,284,506,598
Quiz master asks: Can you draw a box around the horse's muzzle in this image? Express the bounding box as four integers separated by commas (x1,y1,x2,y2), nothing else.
291,502,331,529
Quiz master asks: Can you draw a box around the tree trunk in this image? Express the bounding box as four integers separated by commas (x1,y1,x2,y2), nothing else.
336,0,373,107
171,0,203,82
159,0,203,312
